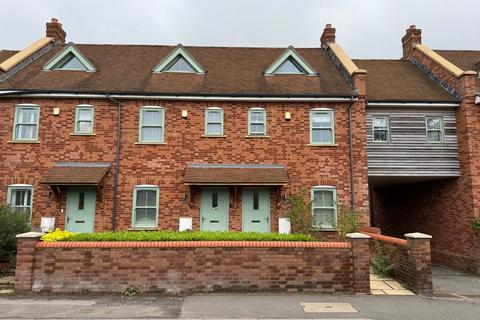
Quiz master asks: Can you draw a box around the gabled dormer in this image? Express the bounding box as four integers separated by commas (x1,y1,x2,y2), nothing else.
153,44,205,74
264,46,317,76
43,43,96,72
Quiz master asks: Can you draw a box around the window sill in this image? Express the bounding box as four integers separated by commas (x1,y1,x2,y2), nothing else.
308,144,338,147
202,135,226,138
128,227,159,231
135,142,166,145
7,140,40,144
70,133,96,136
245,135,269,138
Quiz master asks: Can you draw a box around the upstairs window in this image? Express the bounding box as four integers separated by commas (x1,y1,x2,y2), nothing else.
43,45,96,72
264,46,317,76
132,186,159,228
425,116,444,143
75,105,94,134
164,55,196,73
248,108,267,136
139,107,165,143
205,108,224,136
152,44,205,74
310,110,334,145
13,105,40,141
7,185,33,220
311,187,337,229
274,57,305,74
372,116,390,142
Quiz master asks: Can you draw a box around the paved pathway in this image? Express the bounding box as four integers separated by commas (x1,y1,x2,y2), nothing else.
370,274,414,296
432,264,480,299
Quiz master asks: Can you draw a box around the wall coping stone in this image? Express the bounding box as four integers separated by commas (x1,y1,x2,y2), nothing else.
405,232,432,239
346,232,370,239
35,240,352,249
16,232,44,238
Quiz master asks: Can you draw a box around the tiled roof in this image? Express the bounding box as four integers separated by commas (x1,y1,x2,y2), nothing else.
0,50,19,65
0,44,355,96
39,162,110,185
184,163,289,185
353,59,458,102
435,50,480,92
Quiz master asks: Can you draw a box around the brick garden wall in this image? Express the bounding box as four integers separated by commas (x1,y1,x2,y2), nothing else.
364,232,432,296
15,235,371,294
0,97,370,232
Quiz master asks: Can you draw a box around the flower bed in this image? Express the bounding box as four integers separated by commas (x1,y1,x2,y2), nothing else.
41,229,316,242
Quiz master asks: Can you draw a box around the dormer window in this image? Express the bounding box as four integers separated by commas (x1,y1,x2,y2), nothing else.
153,44,205,74
43,44,96,72
274,57,306,74
265,46,317,76
164,56,196,73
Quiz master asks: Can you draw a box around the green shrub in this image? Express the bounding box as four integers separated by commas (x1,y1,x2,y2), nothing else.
472,218,480,230
0,205,30,263
123,284,140,296
43,230,316,242
286,188,313,234
370,240,394,278
337,206,360,239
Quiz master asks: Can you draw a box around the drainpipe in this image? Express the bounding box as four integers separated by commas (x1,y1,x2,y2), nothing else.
348,99,355,211
106,94,122,231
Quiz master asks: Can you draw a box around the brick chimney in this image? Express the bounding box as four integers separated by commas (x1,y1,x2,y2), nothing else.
46,18,66,44
320,24,336,48
402,25,421,60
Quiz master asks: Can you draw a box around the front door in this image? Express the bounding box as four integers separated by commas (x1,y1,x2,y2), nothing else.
66,187,96,232
242,188,270,232
200,188,229,231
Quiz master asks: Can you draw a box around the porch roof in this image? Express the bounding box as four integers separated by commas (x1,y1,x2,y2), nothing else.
39,162,110,186
184,163,289,186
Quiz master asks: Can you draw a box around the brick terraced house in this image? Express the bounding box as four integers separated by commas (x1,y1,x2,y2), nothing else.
0,20,479,273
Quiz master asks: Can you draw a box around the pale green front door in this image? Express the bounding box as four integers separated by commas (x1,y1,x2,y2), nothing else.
66,187,96,232
200,188,229,231
242,188,270,232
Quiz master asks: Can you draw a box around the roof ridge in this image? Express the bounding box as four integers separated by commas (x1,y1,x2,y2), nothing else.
72,43,321,50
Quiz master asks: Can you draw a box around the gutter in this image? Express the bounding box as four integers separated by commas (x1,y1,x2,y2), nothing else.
367,101,460,107
105,94,122,232
0,90,357,102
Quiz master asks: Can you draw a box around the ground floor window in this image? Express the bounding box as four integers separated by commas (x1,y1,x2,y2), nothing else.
7,185,33,220
311,186,337,229
132,185,159,228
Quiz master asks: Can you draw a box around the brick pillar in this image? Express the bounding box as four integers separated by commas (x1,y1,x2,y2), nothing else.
347,232,371,294
14,232,42,292
473,231,480,275
405,232,432,296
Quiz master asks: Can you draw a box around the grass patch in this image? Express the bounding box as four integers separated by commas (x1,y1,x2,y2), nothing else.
47,230,316,242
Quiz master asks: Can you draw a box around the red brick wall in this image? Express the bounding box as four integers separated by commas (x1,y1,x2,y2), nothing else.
15,238,371,294
0,97,370,232
365,232,432,295
371,180,477,272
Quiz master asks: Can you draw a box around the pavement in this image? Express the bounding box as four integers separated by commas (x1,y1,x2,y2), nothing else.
432,264,480,299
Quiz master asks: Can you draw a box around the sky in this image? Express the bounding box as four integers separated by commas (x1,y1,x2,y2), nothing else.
1,0,479,59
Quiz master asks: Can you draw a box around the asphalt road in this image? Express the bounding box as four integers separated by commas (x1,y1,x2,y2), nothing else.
1,293,480,320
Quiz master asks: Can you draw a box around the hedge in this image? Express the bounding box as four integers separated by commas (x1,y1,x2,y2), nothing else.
43,230,316,242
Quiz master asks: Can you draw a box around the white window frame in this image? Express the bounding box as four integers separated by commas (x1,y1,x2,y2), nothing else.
311,186,337,230
248,108,267,136
205,108,224,136
310,109,335,145
132,185,159,228
372,115,390,143
138,106,165,143
7,184,33,221
13,104,40,141
74,105,95,134
425,116,444,143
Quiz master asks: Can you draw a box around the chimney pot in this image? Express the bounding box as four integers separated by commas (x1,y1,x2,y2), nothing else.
401,24,422,60
320,23,336,48
46,18,66,44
